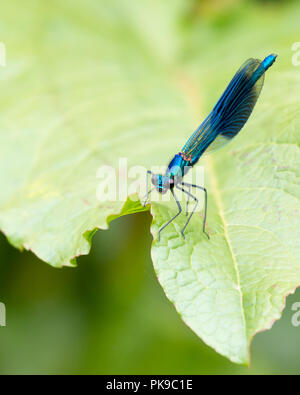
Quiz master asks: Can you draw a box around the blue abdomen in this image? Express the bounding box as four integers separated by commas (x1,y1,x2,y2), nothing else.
253,54,277,82
262,54,277,70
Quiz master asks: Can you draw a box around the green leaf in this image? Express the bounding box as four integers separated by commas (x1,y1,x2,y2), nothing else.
0,0,191,266
0,0,300,364
151,98,300,364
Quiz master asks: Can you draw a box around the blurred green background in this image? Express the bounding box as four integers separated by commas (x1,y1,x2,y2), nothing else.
1,212,300,374
0,0,300,374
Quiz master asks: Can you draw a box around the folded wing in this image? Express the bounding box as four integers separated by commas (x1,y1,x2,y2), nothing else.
181,58,265,164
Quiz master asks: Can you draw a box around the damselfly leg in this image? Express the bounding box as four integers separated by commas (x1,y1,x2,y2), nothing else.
158,189,182,241
181,182,209,239
185,184,192,216
176,185,197,239
142,170,154,207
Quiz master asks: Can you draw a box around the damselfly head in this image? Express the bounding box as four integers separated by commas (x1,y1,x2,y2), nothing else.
151,174,172,194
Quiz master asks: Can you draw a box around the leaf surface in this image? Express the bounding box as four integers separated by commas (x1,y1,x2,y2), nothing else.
0,0,299,363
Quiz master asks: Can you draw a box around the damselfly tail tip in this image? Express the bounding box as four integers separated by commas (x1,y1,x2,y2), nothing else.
260,53,277,71
269,53,278,62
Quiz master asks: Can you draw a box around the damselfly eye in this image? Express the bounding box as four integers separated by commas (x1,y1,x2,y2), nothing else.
151,174,158,186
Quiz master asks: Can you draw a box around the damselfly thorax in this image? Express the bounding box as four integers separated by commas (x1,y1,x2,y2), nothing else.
151,153,192,194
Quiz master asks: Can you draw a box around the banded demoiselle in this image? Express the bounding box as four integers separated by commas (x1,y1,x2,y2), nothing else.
143,54,277,240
